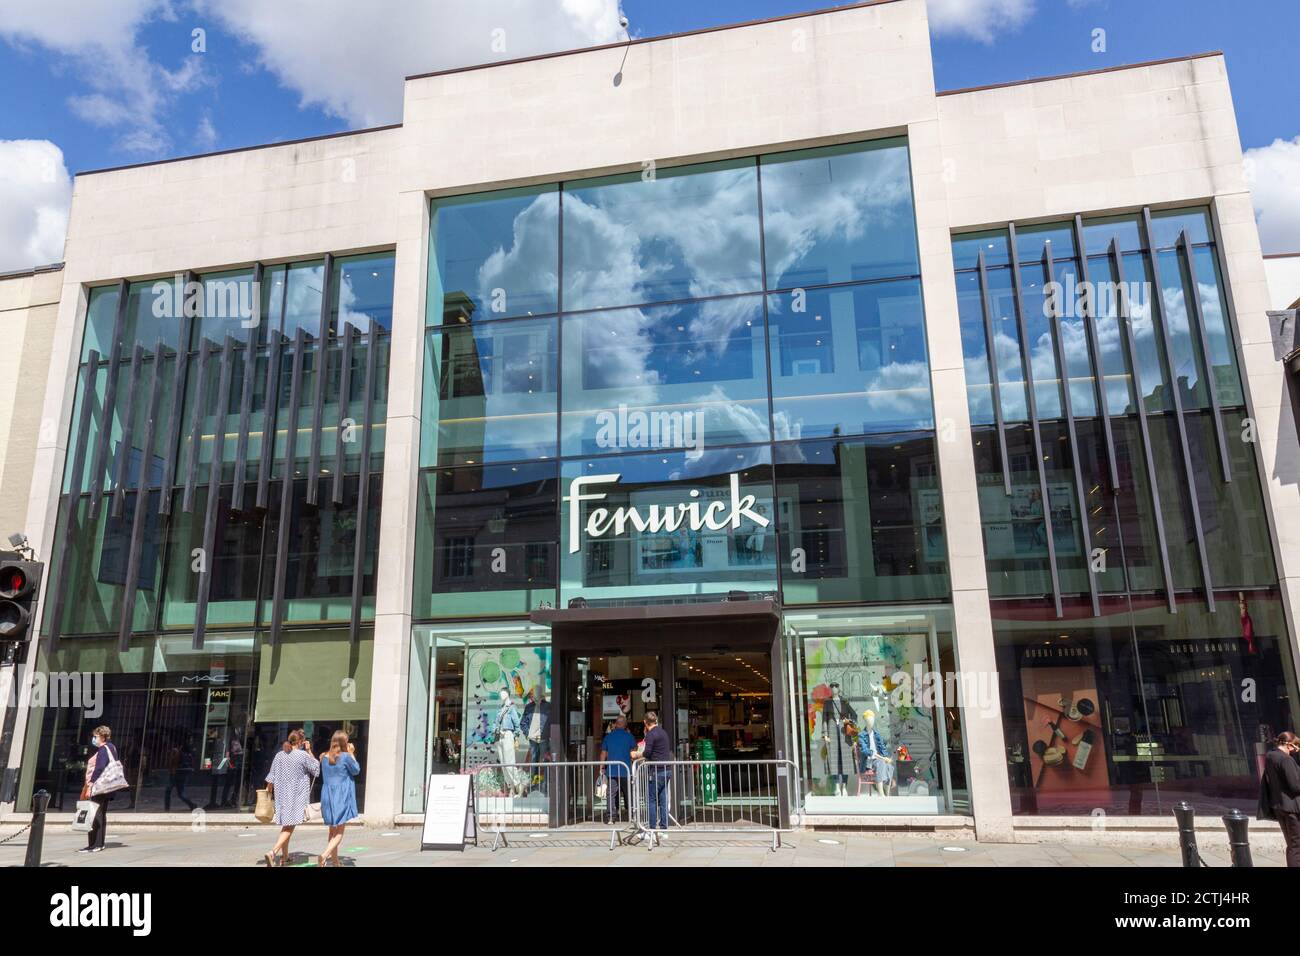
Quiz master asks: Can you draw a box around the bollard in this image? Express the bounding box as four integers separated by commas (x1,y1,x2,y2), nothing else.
1222,808,1253,867
24,789,49,868
1172,801,1203,867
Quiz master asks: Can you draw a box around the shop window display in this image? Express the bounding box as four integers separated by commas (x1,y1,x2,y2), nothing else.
787,607,963,814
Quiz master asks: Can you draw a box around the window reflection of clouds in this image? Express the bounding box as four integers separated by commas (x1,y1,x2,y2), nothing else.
760,139,919,289
561,161,763,312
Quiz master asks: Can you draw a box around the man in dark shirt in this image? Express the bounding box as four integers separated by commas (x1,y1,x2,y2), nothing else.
636,711,673,831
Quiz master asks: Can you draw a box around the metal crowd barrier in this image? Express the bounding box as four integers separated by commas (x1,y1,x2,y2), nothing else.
469,761,635,850
630,758,799,851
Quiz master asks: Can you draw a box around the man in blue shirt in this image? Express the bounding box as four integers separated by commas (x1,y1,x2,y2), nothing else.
600,715,635,823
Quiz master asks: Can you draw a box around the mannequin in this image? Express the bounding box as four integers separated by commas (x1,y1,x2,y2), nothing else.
820,683,858,797
522,687,551,794
857,710,894,797
494,689,524,795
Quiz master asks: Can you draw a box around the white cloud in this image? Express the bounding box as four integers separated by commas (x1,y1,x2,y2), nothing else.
0,0,209,155
0,140,72,272
195,0,625,127
1245,137,1300,254
926,0,1037,43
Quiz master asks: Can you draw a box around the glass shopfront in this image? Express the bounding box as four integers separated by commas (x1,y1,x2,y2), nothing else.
405,136,970,817
954,210,1300,816
20,630,372,815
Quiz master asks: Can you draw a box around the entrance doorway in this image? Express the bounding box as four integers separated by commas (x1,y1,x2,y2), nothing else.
674,651,774,762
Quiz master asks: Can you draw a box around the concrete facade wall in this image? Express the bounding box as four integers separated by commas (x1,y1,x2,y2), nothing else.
0,268,62,544
9,0,1295,837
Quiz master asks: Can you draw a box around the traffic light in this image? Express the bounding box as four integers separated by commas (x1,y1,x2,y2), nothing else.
0,559,42,642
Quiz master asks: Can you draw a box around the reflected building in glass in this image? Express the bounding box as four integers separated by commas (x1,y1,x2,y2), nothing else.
5,2,1298,841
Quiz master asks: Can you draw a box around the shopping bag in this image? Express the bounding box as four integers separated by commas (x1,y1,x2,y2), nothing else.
254,788,274,823
90,754,129,796
71,800,99,833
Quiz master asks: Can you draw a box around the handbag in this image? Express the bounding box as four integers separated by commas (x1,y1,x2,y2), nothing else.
254,788,275,823
71,800,99,833
595,773,608,801
89,750,130,796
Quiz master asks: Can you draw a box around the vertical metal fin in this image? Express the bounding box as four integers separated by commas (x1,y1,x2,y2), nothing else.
350,328,381,644
231,264,262,510
1044,241,1101,617
110,344,144,518
307,253,334,505
48,352,101,652
117,341,167,651
158,307,195,519
1141,209,1216,612
1177,229,1233,482
193,334,235,649
1007,222,1063,619
976,250,1013,496
332,323,355,504
87,280,129,518
1111,237,1177,614
269,327,308,646
1072,214,1120,493
182,340,211,514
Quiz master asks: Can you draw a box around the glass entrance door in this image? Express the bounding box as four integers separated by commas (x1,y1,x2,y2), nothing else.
674,651,774,761
564,653,661,761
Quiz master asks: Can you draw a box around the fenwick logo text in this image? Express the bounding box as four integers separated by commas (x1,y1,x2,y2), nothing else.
50,886,152,936
564,472,769,554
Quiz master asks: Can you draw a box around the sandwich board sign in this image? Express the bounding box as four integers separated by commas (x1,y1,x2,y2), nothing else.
420,774,477,851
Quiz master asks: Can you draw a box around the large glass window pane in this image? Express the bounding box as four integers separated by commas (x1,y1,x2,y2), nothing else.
1149,207,1211,248
1084,254,1137,415
193,269,260,349
787,606,961,814
257,475,381,626
776,435,948,604
761,139,919,289
994,597,1161,815
973,423,1058,598
1154,248,1212,409
412,462,558,618
955,270,995,426
80,285,122,361
122,277,185,358
422,318,557,467
767,279,933,439
429,185,559,324
562,160,761,311
1014,257,1064,420
559,445,776,603
560,298,768,457
158,486,264,630
330,252,395,335
980,265,1030,422
1189,245,1243,407
281,260,326,341
951,230,1010,271
1119,252,1173,413
1193,411,1276,589
1081,214,1143,256
1014,222,1075,263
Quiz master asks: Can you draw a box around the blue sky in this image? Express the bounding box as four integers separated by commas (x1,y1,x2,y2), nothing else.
1,0,1298,271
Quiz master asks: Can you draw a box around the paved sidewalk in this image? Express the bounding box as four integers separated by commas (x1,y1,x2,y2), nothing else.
0,825,1287,867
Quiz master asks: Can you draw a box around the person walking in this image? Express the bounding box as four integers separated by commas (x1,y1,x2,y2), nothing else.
263,729,319,867
1258,730,1300,867
78,725,126,854
317,731,361,867
633,710,673,833
599,715,635,824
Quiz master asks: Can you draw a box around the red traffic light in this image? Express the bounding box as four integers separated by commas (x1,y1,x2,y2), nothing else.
0,567,25,598
0,566,27,598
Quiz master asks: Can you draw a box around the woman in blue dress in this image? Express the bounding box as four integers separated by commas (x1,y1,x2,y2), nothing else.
318,730,361,867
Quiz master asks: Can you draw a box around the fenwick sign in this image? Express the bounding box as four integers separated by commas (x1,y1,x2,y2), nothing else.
564,473,770,554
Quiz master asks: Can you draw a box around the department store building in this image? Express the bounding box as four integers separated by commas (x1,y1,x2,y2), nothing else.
2,0,1297,841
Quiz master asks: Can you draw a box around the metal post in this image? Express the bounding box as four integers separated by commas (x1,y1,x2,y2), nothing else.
1222,808,1253,867
24,789,49,867
1072,214,1120,491
977,249,1013,495
1172,801,1203,867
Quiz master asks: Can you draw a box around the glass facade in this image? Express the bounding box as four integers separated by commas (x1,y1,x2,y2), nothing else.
21,252,396,814
954,210,1300,816
410,138,967,815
